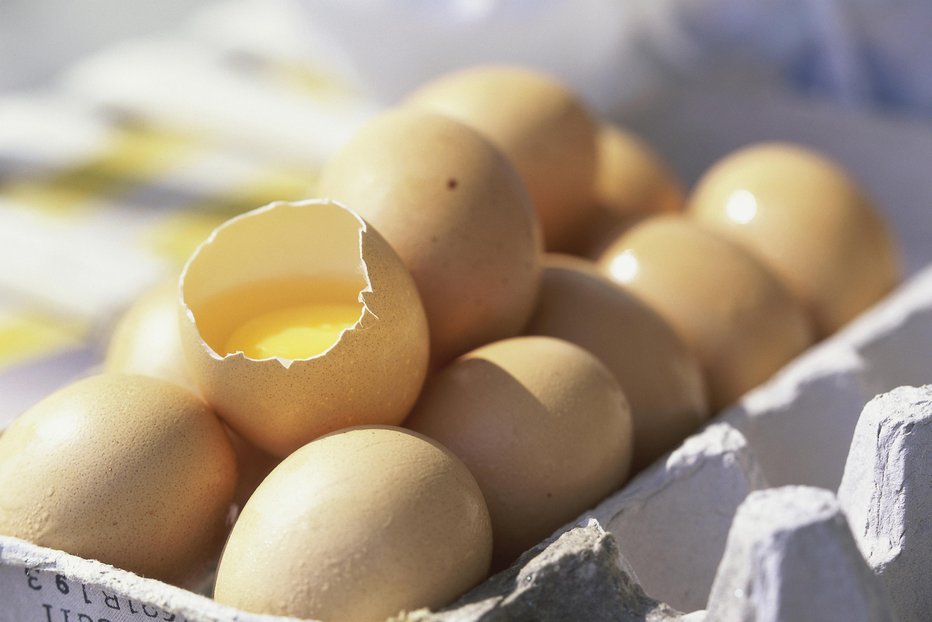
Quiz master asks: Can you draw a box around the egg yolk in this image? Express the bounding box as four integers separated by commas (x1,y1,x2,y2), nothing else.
224,303,360,360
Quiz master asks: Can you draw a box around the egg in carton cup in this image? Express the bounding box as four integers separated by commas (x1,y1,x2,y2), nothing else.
0,65,927,622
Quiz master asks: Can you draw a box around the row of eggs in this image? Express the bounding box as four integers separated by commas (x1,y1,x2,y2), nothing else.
0,65,900,621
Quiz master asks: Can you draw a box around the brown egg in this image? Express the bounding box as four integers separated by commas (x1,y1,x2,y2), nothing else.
405,336,632,567
179,199,430,457
213,426,492,621
525,255,708,471
105,280,280,507
0,373,236,588
598,216,815,411
406,65,598,251
318,108,542,365
105,278,194,391
574,124,685,257
687,142,900,336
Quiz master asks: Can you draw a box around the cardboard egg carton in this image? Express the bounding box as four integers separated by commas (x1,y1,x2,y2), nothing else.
3,85,932,621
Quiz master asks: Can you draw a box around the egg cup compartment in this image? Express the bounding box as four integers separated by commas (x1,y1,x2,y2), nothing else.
2,261,931,622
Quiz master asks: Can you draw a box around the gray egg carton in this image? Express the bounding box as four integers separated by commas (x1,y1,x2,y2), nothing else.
3,86,932,622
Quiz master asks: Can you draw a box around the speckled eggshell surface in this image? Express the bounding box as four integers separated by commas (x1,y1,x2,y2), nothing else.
687,142,901,336
525,255,708,471
0,373,236,588
179,199,430,457
599,216,815,412
406,65,598,251
318,109,542,366
213,426,492,622
405,335,633,567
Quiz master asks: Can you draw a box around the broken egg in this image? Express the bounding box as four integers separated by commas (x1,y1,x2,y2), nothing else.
318,108,542,366
687,142,901,336
406,64,598,251
213,426,492,622
178,199,430,457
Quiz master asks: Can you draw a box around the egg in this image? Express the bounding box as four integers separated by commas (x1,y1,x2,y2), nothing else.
105,278,282,509
213,426,492,621
524,255,708,471
0,373,236,588
179,199,430,457
687,142,901,336
574,124,685,257
318,108,542,365
405,336,632,567
598,216,815,411
105,278,194,391
406,64,598,250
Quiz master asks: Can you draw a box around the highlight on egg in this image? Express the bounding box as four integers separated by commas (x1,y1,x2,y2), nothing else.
178,199,430,457
318,107,542,366
213,425,493,622
686,142,901,336
0,373,237,589
525,254,708,471
406,64,599,251
598,216,815,412
573,124,685,258
405,335,633,568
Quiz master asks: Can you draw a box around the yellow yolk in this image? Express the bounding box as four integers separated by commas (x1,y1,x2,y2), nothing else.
224,303,361,360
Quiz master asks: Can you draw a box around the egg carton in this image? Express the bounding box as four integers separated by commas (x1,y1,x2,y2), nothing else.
3,86,932,621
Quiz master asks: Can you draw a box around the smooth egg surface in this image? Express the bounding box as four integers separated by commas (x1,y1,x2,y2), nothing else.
687,142,900,336
213,426,492,622
405,335,632,568
318,108,542,366
179,199,430,457
104,279,281,509
598,216,815,412
525,255,708,471
406,64,598,251
574,124,685,258
104,278,194,391
0,373,236,588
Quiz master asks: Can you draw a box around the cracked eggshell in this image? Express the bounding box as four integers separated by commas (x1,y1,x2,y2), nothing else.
405,64,598,251
405,335,633,568
598,216,816,412
0,373,236,589
105,280,281,509
687,142,901,336
179,199,430,457
318,108,542,366
525,255,708,471
213,426,493,622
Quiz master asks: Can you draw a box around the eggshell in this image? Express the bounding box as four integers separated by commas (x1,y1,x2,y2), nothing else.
318,108,542,365
179,199,430,457
0,373,236,588
105,280,281,508
525,255,708,471
105,278,194,391
213,426,492,621
687,142,901,336
574,124,685,257
406,65,598,250
405,336,632,568
598,216,816,412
